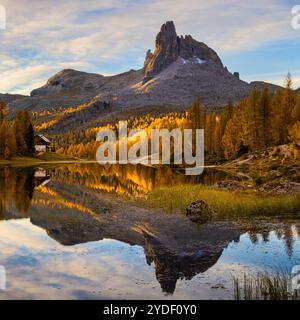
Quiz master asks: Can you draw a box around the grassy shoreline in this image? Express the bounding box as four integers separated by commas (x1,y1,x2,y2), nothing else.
233,272,300,300
0,153,80,166
148,184,300,218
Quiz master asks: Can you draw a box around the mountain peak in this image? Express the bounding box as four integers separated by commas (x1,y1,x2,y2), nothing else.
161,20,177,34
143,21,179,81
143,21,222,81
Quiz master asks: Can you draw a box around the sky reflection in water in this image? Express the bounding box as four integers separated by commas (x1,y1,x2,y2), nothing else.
0,165,299,299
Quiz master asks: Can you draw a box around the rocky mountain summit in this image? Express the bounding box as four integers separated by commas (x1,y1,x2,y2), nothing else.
4,21,283,128
143,21,222,81
31,69,106,98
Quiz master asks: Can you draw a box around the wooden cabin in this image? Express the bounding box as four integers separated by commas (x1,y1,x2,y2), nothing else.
35,134,51,153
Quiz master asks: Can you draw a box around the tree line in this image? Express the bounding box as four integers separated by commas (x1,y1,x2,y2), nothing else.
51,74,300,162
0,101,35,159
201,73,300,159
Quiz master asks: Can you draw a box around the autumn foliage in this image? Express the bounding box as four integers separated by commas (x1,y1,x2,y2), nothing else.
41,74,300,161
0,101,35,159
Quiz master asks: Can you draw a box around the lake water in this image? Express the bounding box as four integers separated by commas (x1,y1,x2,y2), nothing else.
0,164,299,300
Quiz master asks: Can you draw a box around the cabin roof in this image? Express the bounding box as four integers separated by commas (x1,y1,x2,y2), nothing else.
36,134,51,144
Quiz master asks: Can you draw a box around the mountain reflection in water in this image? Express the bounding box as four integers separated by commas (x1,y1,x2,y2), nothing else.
0,164,299,299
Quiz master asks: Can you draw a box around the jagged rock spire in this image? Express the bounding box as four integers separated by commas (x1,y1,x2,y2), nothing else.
144,21,179,80
143,21,223,81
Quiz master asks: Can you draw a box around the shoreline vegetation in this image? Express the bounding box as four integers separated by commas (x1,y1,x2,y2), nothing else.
233,272,300,300
3,154,298,221
148,184,300,217
0,153,80,166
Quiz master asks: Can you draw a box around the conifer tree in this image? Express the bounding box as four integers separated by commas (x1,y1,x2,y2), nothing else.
188,97,206,155
189,96,206,130
292,91,300,122
257,86,271,147
0,101,7,125
222,100,244,159
221,101,234,134
289,121,300,144
270,89,284,145
281,73,295,142
4,125,17,159
242,89,261,150
25,122,35,155
14,116,27,154
14,111,35,155
0,120,6,158
213,115,222,157
204,113,215,155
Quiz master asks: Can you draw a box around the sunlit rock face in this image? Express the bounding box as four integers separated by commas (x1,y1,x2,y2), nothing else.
143,21,180,80
6,21,283,132
143,21,222,81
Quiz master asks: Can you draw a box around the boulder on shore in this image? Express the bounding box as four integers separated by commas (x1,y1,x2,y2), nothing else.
186,200,216,224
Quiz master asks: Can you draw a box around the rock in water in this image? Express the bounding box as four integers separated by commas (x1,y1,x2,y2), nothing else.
186,200,216,224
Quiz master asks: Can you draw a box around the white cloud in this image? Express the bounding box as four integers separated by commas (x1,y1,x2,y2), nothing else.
0,61,91,94
0,0,298,94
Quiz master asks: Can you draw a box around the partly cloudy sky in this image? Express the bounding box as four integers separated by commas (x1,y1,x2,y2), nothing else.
0,0,300,95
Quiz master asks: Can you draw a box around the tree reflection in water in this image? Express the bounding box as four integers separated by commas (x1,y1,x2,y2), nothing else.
0,164,299,295
0,167,36,215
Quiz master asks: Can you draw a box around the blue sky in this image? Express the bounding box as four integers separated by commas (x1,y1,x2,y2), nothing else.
0,0,300,95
